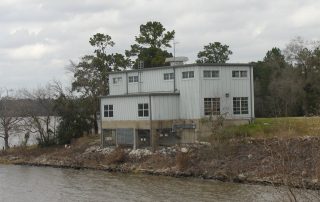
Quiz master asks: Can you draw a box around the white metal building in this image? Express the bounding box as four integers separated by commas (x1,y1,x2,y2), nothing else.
100,62,254,148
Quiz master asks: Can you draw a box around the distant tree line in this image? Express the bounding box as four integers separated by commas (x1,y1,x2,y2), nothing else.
254,37,320,117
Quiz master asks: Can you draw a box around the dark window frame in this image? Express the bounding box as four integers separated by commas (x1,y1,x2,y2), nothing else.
232,70,247,78
203,70,219,78
113,77,122,84
182,71,194,79
138,103,149,117
204,98,220,116
128,75,139,83
104,104,114,117
233,97,248,114
164,72,175,80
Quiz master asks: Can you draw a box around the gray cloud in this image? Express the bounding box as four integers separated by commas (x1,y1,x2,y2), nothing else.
0,0,319,90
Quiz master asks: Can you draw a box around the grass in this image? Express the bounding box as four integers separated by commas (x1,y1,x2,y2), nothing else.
220,117,320,138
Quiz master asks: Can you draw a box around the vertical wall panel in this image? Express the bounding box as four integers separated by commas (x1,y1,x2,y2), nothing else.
106,64,254,121
151,95,180,120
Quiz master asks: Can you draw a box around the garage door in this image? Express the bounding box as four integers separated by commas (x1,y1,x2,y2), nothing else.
116,128,134,145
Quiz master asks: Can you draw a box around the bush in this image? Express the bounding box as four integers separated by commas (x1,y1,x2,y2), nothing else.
107,147,127,164
176,151,190,171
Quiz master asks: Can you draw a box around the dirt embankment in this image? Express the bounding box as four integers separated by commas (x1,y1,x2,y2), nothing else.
1,135,320,189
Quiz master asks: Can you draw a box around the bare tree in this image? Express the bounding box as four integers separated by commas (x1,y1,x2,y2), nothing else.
0,89,22,150
21,85,58,146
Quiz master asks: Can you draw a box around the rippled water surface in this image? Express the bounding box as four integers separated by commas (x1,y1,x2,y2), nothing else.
0,165,318,202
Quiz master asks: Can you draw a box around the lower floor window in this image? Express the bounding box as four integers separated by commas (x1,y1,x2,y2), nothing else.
104,105,113,117
138,103,149,117
204,98,220,115
233,97,248,114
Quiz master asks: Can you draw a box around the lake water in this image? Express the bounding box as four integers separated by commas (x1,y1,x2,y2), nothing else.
0,165,318,202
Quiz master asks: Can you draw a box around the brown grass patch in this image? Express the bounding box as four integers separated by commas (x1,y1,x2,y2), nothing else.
106,147,127,165
176,152,190,171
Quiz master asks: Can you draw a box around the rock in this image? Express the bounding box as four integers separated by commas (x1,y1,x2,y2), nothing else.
301,170,308,177
248,154,253,159
312,178,318,184
129,149,152,158
238,173,246,181
181,147,188,153
156,147,177,155
302,136,312,141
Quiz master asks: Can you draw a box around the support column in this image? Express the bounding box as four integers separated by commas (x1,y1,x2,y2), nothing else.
151,128,158,152
133,129,137,150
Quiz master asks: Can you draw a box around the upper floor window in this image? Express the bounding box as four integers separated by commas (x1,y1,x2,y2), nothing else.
182,71,194,79
203,70,219,78
164,73,174,80
113,77,122,84
204,98,220,115
138,103,149,117
104,105,113,117
233,97,248,114
232,70,247,78
128,75,139,83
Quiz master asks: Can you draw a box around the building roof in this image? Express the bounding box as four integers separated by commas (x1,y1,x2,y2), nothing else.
109,63,252,75
100,91,180,98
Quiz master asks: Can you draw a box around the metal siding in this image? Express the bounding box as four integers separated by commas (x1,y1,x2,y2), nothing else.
199,66,252,119
251,66,255,118
109,73,126,95
151,96,180,120
106,64,254,122
101,96,149,121
127,72,139,93
176,66,201,119
141,69,175,92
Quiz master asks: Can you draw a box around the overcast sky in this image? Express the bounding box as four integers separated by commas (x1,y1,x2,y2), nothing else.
0,0,319,90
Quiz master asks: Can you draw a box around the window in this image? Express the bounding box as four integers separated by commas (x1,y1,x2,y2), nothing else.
182,71,194,79
138,103,149,117
204,98,220,115
240,71,247,77
104,105,113,117
164,73,174,80
232,70,239,78
233,97,248,114
113,77,122,84
128,75,139,83
203,70,219,78
232,70,247,78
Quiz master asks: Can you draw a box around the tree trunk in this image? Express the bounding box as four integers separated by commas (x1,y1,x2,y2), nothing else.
93,113,98,134
4,130,9,150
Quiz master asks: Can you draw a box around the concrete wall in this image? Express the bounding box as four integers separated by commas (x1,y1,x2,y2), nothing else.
101,118,251,146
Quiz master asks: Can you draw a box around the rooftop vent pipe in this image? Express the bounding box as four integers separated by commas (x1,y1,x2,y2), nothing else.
165,57,188,66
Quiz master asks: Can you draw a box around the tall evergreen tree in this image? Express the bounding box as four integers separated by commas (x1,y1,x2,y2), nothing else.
196,42,232,64
71,33,130,133
126,21,175,68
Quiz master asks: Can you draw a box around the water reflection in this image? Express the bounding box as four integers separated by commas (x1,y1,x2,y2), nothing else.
0,165,317,202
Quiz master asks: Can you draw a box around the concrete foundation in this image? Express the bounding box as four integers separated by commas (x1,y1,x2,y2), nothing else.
101,118,251,148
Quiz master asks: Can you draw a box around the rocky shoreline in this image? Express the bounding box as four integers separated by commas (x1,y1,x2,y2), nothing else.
1,135,320,190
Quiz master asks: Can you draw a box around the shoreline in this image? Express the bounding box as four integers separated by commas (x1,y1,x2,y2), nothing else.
1,135,320,190
11,161,279,188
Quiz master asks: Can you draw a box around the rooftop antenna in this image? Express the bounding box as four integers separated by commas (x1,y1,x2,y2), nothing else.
173,38,179,62
138,60,144,69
